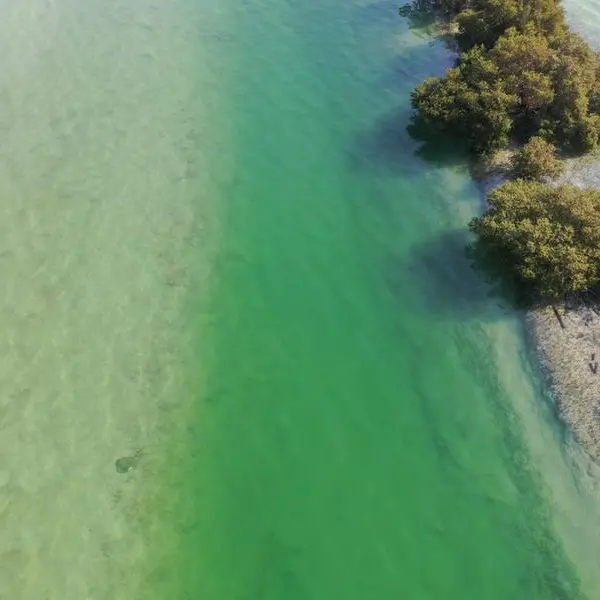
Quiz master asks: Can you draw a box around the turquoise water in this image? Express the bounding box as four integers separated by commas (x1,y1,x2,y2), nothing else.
154,1,600,598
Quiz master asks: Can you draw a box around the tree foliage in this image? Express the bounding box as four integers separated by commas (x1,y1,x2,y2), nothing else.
456,0,566,50
408,0,600,302
406,0,469,16
511,136,563,180
409,0,600,154
411,46,516,152
469,181,600,299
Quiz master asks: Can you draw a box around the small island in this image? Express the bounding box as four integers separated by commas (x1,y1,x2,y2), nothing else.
405,0,600,459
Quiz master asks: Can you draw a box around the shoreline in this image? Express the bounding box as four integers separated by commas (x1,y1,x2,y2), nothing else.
442,0,600,462
475,150,600,462
527,155,600,463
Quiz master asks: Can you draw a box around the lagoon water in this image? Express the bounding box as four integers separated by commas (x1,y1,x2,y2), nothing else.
2,0,600,598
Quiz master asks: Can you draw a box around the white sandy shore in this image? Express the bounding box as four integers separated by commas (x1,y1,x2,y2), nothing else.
531,305,600,461
0,1,225,598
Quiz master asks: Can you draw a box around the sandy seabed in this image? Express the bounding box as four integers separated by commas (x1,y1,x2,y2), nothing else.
0,1,227,598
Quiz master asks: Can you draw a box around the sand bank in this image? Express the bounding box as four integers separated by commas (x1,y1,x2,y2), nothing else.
531,305,600,461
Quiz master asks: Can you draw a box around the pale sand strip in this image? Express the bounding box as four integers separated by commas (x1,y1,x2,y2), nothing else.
531,306,600,461
0,1,227,598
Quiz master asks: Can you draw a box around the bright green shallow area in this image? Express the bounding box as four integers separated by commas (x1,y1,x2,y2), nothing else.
158,0,600,598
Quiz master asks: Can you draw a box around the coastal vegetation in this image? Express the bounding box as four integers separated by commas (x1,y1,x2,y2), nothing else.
411,21,600,154
510,137,563,181
469,182,600,300
405,0,600,301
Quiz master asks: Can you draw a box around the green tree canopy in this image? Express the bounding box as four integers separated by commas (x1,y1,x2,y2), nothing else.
412,29,600,152
511,136,563,180
409,0,600,154
469,181,600,299
456,0,566,50
411,46,516,152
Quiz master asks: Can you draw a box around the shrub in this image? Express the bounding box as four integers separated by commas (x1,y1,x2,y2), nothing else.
511,137,563,180
409,0,600,155
411,46,516,152
469,181,600,300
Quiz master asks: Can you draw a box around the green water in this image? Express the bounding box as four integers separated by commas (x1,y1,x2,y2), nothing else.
156,1,599,599
2,0,600,598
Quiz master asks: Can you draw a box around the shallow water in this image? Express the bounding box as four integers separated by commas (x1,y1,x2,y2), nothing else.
0,1,223,597
2,0,600,598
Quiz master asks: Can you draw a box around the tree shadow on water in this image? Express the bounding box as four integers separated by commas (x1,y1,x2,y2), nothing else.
389,229,521,320
380,37,454,91
398,2,439,31
350,108,417,175
350,110,467,176
350,0,443,34
407,114,470,169
353,0,410,28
